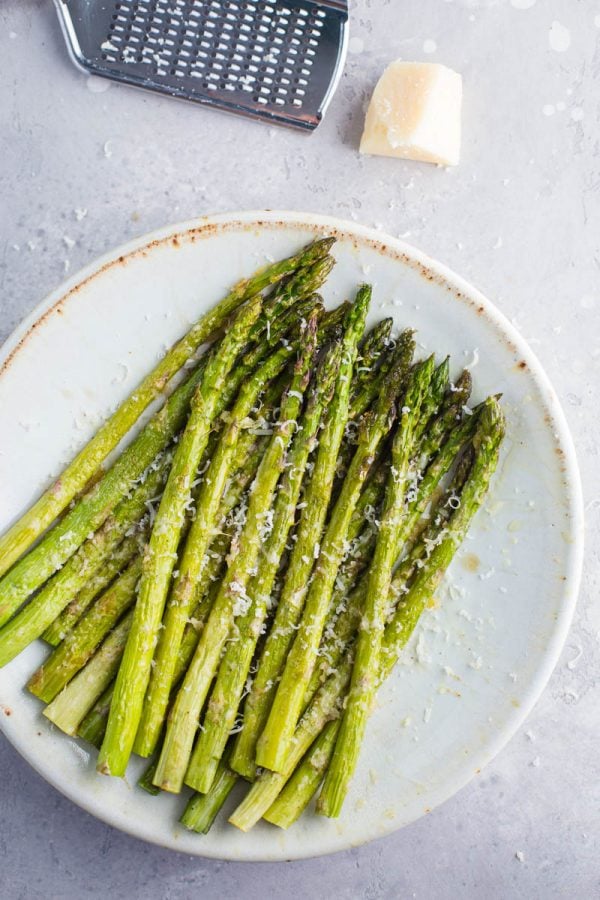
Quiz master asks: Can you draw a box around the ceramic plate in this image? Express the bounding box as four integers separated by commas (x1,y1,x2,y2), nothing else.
0,211,583,861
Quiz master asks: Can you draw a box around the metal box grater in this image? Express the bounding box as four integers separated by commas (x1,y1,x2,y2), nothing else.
54,0,349,131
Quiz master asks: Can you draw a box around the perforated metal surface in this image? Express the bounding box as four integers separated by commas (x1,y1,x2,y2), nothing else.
55,0,348,130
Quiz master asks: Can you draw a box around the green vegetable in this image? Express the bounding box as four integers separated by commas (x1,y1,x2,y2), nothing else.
230,289,370,779
185,338,339,794
255,332,418,774
0,246,334,628
318,358,437,817
99,297,263,777
263,721,340,829
42,533,143,647
228,398,504,830
0,458,169,667
28,555,142,703
44,611,133,736
181,760,239,834
0,238,333,580
153,322,319,792
133,338,305,760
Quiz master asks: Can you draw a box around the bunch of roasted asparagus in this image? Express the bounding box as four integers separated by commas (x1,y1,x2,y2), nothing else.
0,236,504,833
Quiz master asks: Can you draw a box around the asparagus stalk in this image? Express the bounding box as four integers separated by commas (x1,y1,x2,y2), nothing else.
77,429,273,749
138,760,160,796
77,683,114,747
255,250,334,339
98,297,263,777
0,256,333,628
261,459,473,830
44,610,133,735
181,761,239,834
28,555,142,703
317,399,506,816
229,656,351,831
0,237,333,579
317,358,438,817
352,318,393,394
228,291,370,780
263,721,340,828
0,458,169,667
42,306,363,656
185,342,340,793
418,369,472,461
351,332,414,427
349,340,399,420
413,357,449,442
255,340,421,774
42,532,143,647
307,403,482,700
262,493,464,832
153,322,319,792
133,340,305,760
229,398,504,829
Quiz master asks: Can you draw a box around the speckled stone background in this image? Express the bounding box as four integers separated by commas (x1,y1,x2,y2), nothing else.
1,1,598,897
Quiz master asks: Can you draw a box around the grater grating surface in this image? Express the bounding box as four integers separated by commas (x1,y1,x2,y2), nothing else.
55,0,349,130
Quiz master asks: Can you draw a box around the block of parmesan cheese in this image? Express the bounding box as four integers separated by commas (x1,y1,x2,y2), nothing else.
360,61,462,166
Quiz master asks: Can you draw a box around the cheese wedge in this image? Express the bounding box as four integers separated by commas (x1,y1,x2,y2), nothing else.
360,61,462,166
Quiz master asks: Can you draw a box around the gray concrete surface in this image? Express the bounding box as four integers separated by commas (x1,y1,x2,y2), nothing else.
1,1,598,897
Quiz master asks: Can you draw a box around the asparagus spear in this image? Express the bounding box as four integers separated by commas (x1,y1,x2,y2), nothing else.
318,359,439,817
153,322,319,792
98,297,263,777
42,532,143,647
307,403,482,700
42,312,385,655
262,484,467,832
0,457,168,667
263,720,340,828
255,341,422,774
44,610,133,735
229,290,370,780
138,760,160,796
77,429,274,749
317,399,506,816
414,357,449,442
77,683,114,747
0,258,333,628
131,377,302,756
0,238,333,579
349,342,397,420
352,318,393,394
28,555,142,703
229,398,504,829
185,342,340,793
229,654,351,830
181,761,239,834
353,333,414,426
418,369,472,461
256,250,334,337
133,338,307,760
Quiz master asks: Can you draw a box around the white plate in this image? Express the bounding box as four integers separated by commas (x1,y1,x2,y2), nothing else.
0,211,583,861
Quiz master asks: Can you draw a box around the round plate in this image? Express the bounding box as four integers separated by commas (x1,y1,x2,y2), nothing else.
0,211,583,861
